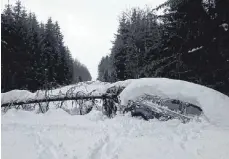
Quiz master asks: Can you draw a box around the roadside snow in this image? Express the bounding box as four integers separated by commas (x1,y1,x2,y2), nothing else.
119,78,229,127
2,109,229,159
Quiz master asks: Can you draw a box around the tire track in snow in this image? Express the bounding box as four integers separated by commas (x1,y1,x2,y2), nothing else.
88,135,110,159
88,118,136,159
35,130,68,159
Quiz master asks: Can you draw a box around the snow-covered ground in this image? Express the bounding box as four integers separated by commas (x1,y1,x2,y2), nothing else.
2,78,229,159
2,108,229,159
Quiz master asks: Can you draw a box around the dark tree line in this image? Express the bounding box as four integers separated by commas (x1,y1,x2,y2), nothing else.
1,1,91,92
98,0,229,96
72,59,92,83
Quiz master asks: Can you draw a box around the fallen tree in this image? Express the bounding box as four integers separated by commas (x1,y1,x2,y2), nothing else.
1,84,125,117
1,94,118,117
1,94,117,108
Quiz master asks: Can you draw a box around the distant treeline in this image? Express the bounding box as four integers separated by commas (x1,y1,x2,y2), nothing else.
98,0,229,95
1,1,91,92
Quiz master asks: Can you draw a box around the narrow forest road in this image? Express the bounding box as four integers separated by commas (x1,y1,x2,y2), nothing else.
2,109,229,159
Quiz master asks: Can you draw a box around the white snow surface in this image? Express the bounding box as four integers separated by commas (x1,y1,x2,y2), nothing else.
120,78,229,127
1,89,35,104
2,108,229,159
2,78,229,159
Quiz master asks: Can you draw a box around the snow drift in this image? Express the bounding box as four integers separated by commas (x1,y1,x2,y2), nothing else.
2,78,229,127
119,78,229,127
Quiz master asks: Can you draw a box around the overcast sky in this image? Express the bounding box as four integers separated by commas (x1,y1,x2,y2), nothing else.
1,0,165,80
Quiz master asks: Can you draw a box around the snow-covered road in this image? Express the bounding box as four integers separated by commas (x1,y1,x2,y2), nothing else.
2,108,229,159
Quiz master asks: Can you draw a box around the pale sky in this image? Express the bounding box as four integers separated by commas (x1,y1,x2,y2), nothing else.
1,0,165,80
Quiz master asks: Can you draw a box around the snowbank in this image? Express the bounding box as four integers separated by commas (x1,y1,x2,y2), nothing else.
1,81,110,105
119,78,229,127
1,90,35,104
108,79,134,88
2,78,229,127
2,109,229,159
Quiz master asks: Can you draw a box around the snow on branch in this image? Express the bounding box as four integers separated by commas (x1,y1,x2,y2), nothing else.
220,23,228,31
1,85,124,117
188,46,203,53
